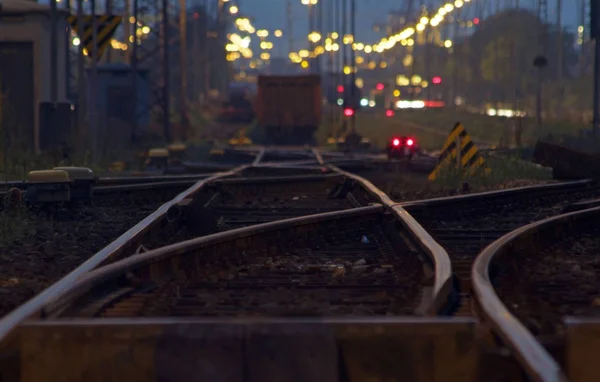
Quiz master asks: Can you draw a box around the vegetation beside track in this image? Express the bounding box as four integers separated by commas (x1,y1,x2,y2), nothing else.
322,110,586,151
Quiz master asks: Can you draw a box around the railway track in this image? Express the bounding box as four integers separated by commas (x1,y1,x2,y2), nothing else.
473,205,600,381
44,206,428,319
7,146,584,381
400,179,600,317
0,148,469,381
0,178,227,318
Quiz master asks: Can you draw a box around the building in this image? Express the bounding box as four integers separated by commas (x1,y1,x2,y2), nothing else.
0,0,69,153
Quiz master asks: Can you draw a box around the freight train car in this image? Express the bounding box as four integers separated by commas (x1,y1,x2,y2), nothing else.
255,74,321,145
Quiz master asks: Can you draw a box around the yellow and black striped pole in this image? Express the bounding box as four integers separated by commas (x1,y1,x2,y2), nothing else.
428,122,488,181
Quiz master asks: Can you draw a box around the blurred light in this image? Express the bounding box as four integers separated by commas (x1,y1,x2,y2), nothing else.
368,100,375,107
229,5,238,14
406,138,414,146
360,98,369,106
392,138,400,146
274,30,283,37
393,89,400,97
376,83,384,90
432,76,442,84
300,60,309,68
337,85,344,93
473,17,480,25
337,98,344,105
343,108,354,117
386,110,394,117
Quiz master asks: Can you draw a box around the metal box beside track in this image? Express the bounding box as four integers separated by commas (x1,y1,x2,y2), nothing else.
25,169,71,203
53,166,96,200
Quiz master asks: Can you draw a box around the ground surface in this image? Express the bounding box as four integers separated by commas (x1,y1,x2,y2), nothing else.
494,224,600,338
0,189,186,317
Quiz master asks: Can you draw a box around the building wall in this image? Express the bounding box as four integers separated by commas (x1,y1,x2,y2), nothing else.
0,13,68,152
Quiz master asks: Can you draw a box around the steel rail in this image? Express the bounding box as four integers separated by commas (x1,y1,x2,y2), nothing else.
252,148,266,165
0,172,219,189
0,150,353,340
471,209,600,382
397,179,594,209
326,159,452,315
40,205,389,317
0,164,250,341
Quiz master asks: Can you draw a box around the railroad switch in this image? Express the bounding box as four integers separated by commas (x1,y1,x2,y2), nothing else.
25,170,71,203
54,167,96,201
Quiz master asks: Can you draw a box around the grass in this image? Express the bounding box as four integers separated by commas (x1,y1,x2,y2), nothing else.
391,109,585,147
314,109,589,153
0,195,33,244
430,153,552,192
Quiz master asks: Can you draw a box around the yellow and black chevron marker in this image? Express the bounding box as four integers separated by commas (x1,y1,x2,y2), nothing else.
428,122,489,181
67,15,122,61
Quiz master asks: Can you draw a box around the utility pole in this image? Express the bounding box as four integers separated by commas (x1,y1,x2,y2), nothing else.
556,0,563,84
106,0,113,63
179,0,189,140
124,0,131,64
349,0,356,133
130,0,139,141
162,0,171,143
76,0,86,134
50,0,58,102
90,0,99,157
287,0,294,55
592,0,600,137
534,0,548,133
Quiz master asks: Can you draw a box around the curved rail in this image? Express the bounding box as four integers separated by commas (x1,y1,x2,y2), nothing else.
0,146,451,342
329,162,452,315
43,205,404,316
470,209,600,381
0,165,248,341
398,179,593,209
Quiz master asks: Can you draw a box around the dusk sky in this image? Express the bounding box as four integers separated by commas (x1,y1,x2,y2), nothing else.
237,0,583,53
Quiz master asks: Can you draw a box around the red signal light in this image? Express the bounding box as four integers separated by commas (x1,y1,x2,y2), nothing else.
432,76,442,84
385,109,394,117
376,83,384,91
473,17,480,25
392,138,400,146
343,108,354,116
337,85,344,93
406,138,414,146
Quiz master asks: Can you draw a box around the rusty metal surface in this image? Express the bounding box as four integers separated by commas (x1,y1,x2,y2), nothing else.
565,317,600,382
17,317,481,382
0,172,219,190
470,209,600,381
398,179,593,210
